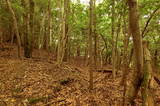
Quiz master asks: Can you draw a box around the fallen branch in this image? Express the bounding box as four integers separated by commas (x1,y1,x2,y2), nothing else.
44,99,66,106
95,68,112,73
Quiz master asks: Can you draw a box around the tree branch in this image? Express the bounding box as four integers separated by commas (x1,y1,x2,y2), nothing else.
142,7,160,38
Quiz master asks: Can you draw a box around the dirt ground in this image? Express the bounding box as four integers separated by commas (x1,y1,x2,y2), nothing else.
0,43,160,106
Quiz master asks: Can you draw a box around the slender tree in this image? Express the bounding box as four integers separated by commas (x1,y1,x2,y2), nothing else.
127,0,143,105
5,0,21,58
88,0,94,90
93,0,98,68
141,41,155,106
122,4,130,106
111,0,116,79
57,0,70,65
23,0,35,58
48,0,52,50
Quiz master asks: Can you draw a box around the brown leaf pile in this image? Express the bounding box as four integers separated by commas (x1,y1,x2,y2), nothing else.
0,44,160,106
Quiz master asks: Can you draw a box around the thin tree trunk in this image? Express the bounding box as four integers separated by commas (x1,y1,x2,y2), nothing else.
111,0,116,79
63,0,70,62
141,41,155,106
28,0,34,57
56,0,62,64
127,0,144,105
115,15,122,70
0,29,3,44
48,0,52,50
121,3,130,106
122,20,130,106
5,0,21,58
88,0,94,91
57,0,70,65
93,0,97,69
39,11,47,49
23,0,34,58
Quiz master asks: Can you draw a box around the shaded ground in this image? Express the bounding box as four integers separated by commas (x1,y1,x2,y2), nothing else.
0,43,160,106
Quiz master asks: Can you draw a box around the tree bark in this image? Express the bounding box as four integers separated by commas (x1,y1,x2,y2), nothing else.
23,0,34,58
48,0,52,50
141,41,154,106
88,0,94,91
93,0,98,68
111,0,116,79
5,0,21,58
28,0,34,57
57,0,70,65
127,0,143,105
121,3,130,106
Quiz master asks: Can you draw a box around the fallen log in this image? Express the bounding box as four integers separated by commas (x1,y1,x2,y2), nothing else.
0,47,13,51
94,68,112,73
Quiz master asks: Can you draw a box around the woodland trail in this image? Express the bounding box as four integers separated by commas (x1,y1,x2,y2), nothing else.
0,44,160,106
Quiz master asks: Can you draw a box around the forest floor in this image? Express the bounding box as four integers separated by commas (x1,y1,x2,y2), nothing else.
0,43,160,106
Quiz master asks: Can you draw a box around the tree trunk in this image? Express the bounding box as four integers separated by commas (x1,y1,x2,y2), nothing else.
127,0,144,105
63,0,70,62
48,0,52,50
121,3,130,106
56,0,62,64
111,0,116,79
5,0,21,58
23,0,34,58
28,0,34,57
0,28,3,44
88,0,95,91
57,0,70,65
93,0,97,68
141,41,155,106
115,15,122,71
39,11,47,49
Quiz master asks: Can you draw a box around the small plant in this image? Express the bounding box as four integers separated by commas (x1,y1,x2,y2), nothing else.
12,87,23,93
59,78,72,85
28,97,46,104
